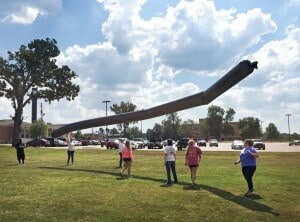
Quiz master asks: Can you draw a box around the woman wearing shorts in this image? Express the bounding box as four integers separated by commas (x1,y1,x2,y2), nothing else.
120,140,133,177
185,139,202,186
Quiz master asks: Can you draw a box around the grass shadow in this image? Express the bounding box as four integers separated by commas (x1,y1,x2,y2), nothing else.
38,166,279,215
183,184,201,190
199,184,279,216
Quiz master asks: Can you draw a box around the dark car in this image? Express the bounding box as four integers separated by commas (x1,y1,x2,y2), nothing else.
209,139,218,147
100,140,107,147
289,140,300,146
148,136,163,149
106,138,120,149
197,139,207,147
176,138,189,150
80,140,90,146
252,139,265,150
26,139,50,147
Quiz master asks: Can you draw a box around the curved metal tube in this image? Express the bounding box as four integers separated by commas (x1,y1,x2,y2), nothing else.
52,60,258,137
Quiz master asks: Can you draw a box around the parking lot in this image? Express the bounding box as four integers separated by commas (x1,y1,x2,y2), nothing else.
75,142,300,152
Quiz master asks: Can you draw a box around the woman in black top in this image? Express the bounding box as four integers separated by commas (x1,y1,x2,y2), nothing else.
15,139,26,165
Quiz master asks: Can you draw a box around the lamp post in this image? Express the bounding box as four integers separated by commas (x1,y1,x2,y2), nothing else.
31,88,38,123
103,100,111,139
285,114,291,142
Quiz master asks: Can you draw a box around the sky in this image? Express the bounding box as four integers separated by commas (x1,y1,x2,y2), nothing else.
0,0,299,135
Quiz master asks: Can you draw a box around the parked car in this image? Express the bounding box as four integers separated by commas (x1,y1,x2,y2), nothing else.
133,138,145,148
289,140,300,146
197,139,207,147
100,140,107,147
91,140,100,145
148,136,163,149
26,139,50,147
209,139,218,147
252,139,265,150
73,140,82,146
231,140,244,150
80,139,90,146
55,139,68,147
176,138,189,150
130,140,138,149
106,138,120,149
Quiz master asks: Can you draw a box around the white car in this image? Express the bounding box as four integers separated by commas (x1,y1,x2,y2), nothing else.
231,140,244,150
133,138,144,148
73,140,82,146
130,140,138,149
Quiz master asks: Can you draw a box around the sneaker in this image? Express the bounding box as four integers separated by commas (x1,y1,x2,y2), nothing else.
244,190,253,196
119,172,123,178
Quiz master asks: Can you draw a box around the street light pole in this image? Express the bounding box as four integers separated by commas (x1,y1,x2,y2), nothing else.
103,100,111,139
285,114,291,142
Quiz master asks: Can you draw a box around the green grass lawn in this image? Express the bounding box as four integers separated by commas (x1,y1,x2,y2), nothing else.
0,146,299,222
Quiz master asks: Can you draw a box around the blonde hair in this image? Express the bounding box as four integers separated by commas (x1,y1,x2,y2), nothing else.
188,139,195,146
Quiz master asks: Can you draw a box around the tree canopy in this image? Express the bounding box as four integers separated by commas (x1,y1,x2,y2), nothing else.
0,38,80,145
110,101,137,136
238,117,262,139
265,123,280,141
29,119,48,139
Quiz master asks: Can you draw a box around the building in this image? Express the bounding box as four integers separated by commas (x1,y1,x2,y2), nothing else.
0,119,65,143
198,118,241,140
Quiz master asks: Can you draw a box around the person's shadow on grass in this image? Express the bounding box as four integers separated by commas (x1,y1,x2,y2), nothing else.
38,166,279,216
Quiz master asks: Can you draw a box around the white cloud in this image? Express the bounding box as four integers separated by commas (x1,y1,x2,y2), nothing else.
0,0,62,24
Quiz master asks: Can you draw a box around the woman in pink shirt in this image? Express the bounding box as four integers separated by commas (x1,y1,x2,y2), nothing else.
120,140,133,177
185,139,202,186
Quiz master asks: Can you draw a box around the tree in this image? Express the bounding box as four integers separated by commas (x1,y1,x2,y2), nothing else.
110,128,119,136
128,126,141,139
146,123,163,141
222,108,236,139
74,131,83,140
110,101,137,136
238,117,262,139
29,119,48,139
0,38,80,145
161,112,181,139
265,123,280,141
206,105,225,139
179,119,196,138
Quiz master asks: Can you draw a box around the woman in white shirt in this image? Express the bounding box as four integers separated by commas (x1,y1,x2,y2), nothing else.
66,132,75,165
163,139,178,185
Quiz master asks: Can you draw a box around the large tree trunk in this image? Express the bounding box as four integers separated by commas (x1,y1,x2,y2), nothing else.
12,107,23,146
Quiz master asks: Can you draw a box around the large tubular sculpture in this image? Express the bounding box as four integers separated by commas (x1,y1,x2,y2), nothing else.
52,60,258,137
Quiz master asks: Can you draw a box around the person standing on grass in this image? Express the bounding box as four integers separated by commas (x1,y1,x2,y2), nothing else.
234,139,259,196
120,140,133,177
163,139,178,185
15,139,26,165
118,139,125,168
66,133,75,165
185,139,202,186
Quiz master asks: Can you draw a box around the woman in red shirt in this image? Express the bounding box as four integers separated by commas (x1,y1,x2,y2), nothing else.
185,139,202,186
120,140,133,177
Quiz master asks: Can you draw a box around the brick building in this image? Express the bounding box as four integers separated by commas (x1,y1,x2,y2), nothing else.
0,119,64,143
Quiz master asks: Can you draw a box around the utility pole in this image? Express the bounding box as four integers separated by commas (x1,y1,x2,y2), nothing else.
40,103,45,121
31,88,38,123
103,100,111,139
285,114,291,142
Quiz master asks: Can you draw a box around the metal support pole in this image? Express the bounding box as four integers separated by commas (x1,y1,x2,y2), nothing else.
285,114,291,141
103,100,111,139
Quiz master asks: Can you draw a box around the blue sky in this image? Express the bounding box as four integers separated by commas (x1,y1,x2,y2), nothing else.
0,0,299,135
